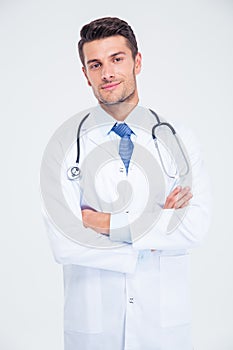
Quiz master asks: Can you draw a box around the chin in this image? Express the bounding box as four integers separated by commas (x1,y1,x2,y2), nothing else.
102,100,122,106
99,97,123,105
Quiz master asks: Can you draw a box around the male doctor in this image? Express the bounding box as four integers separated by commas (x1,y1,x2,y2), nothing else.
41,17,211,350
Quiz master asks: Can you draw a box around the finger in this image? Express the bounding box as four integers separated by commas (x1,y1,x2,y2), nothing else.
175,192,193,209
164,186,182,208
168,187,187,208
175,194,192,209
171,186,182,196
175,187,191,204
176,186,190,199
180,200,189,209
180,190,193,203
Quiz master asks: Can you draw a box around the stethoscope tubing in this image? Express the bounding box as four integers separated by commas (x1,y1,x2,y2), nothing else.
75,113,90,164
68,109,189,180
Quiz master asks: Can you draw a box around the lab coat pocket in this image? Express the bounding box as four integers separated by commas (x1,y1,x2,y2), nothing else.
64,266,103,333
160,254,191,327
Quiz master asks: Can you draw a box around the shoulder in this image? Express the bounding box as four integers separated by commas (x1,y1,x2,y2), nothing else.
156,111,201,151
166,117,203,167
54,106,96,140
171,119,202,154
41,107,97,162
147,107,203,161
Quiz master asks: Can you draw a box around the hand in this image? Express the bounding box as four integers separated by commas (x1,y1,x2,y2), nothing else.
164,186,193,209
81,209,110,234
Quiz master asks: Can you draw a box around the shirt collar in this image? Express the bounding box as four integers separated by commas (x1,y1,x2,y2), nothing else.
94,104,142,137
87,104,156,145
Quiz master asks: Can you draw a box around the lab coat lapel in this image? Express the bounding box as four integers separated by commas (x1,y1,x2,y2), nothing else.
81,107,119,158
87,128,120,159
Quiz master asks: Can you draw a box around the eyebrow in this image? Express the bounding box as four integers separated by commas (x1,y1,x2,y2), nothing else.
87,51,126,65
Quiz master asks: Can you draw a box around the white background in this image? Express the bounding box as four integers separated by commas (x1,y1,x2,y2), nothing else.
0,0,233,349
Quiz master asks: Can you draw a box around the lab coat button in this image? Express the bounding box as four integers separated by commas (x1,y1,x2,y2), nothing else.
129,297,134,304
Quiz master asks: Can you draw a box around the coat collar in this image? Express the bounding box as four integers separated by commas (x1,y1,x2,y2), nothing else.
82,104,156,147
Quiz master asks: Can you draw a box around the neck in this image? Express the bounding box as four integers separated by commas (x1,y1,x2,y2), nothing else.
99,97,139,121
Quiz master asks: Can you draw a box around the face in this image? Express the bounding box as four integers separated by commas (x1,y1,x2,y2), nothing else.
82,35,142,106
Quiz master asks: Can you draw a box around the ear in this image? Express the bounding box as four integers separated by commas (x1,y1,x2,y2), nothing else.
82,66,92,86
135,52,142,75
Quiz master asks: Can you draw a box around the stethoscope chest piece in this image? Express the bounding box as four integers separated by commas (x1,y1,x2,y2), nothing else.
67,165,81,180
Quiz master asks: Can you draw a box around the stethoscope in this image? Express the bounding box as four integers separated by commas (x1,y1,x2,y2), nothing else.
67,109,189,181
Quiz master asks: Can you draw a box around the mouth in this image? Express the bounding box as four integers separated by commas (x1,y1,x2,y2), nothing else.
101,82,121,91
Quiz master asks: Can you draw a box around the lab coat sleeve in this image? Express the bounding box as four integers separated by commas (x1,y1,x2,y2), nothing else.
42,207,138,273
109,212,132,243
40,133,138,274
132,125,212,250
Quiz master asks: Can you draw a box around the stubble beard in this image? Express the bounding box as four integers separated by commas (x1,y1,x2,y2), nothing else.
98,88,136,106
95,74,137,107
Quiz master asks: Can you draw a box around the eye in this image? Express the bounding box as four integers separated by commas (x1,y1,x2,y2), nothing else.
113,56,124,63
89,62,101,70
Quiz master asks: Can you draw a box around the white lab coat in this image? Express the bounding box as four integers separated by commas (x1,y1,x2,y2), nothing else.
42,105,211,350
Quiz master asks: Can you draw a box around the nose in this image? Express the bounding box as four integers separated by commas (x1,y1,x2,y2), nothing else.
101,63,115,81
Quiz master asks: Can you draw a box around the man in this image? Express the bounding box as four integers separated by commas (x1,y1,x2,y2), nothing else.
41,17,211,350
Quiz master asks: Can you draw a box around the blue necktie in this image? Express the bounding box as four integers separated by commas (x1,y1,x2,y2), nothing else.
111,123,134,174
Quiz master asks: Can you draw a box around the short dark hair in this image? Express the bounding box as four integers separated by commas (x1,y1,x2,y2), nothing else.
78,17,138,66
